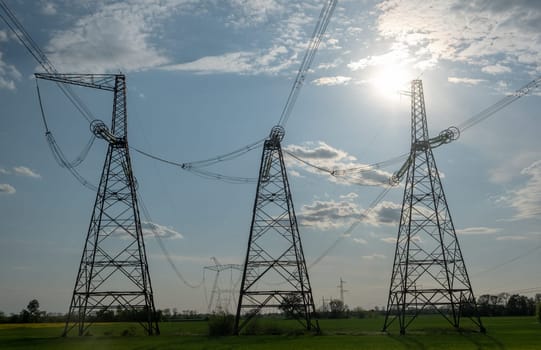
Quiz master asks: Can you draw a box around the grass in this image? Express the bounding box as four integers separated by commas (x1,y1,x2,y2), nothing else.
0,316,539,349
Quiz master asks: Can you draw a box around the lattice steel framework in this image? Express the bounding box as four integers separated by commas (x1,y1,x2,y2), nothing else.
383,80,484,334
37,74,160,336
234,126,317,334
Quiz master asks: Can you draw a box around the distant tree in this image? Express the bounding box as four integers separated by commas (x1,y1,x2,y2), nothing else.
328,299,347,318
477,294,505,316
26,299,41,322
506,294,535,316
536,302,541,323
351,306,367,318
279,294,302,319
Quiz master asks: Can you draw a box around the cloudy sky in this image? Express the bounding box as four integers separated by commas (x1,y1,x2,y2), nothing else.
0,0,540,314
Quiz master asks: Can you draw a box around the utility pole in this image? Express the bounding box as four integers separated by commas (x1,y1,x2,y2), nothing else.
338,278,348,304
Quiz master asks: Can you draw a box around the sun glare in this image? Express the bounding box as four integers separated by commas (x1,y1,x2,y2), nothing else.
371,64,413,99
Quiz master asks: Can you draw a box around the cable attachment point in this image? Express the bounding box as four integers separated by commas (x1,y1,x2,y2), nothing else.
269,125,285,143
389,174,400,186
91,119,123,145
439,126,460,144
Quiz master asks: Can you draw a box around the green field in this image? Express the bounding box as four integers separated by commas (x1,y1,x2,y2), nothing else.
0,316,539,349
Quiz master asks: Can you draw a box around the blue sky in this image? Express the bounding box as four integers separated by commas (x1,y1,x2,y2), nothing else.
0,0,540,314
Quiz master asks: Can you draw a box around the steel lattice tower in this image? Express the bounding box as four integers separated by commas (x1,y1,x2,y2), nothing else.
38,74,160,336
234,126,317,334
383,80,484,334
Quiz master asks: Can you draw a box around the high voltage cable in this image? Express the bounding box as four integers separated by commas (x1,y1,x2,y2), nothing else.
277,0,337,127
138,190,205,289
185,168,257,184
456,77,541,133
131,137,265,170
285,150,408,176
36,79,97,191
308,184,392,269
0,1,95,123
472,240,541,277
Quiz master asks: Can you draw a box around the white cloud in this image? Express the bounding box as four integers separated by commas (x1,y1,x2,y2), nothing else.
339,192,358,200
0,30,8,42
0,168,9,175
0,52,21,90
225,0,285,28
0,183,16,194
312,76,352,86
298,199,362,230
297,196,401,230
353,237,367,244
41,2,57,15
141,221,183,240
284,142,392,187
495,235,529,241
497,159,541,220
362,253,385,260
12,166,41,179
347,44,411,71
380,237,397,244
44,1,189,73
375,0,541,74
361,201,401,226
448,77,486,85
481,64,512,75
456,227,501,235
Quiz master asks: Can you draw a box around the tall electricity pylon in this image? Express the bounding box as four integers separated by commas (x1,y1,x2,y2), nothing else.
36,73,160,337
234,126,317,334
205,257,242,314
383,80,484,334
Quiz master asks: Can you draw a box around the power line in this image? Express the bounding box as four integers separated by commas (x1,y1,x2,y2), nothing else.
472,241,541,277
277,0,337,127
36,79,97,191
138,190,205,289
308,184,392,269
284,150,408,175
131,137,265,170
457,77,541,133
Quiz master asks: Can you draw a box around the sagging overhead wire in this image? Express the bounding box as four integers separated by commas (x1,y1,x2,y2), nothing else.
131,139,264,184
284,150,409,176
36,79,97,191
0,1,95,124
131,137,265,170
138,189,205,289
456,76,541,133
277,0,337,128
185,168,257,184
308,184,393,269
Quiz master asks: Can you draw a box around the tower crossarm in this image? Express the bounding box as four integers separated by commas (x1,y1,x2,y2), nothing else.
35,73,117,91
390,126,460,185
389,76,541,186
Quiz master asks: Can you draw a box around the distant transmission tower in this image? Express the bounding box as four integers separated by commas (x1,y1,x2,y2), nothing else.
383,80,484,334
36,73,160,336
205,257,242,314
234,126,317,334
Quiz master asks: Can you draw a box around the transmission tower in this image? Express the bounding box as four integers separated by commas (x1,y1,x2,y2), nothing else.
234,126,317,334
205,257,242,314
382,80,484,334
36,73,160,336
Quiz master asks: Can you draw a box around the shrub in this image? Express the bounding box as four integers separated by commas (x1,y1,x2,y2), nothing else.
536,303,541,323
121,326,137,336
208,313,234,336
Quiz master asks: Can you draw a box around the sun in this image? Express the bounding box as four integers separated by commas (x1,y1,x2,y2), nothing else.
370,64,414,99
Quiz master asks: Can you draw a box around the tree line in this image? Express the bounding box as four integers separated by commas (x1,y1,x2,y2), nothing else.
1,293,540,324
